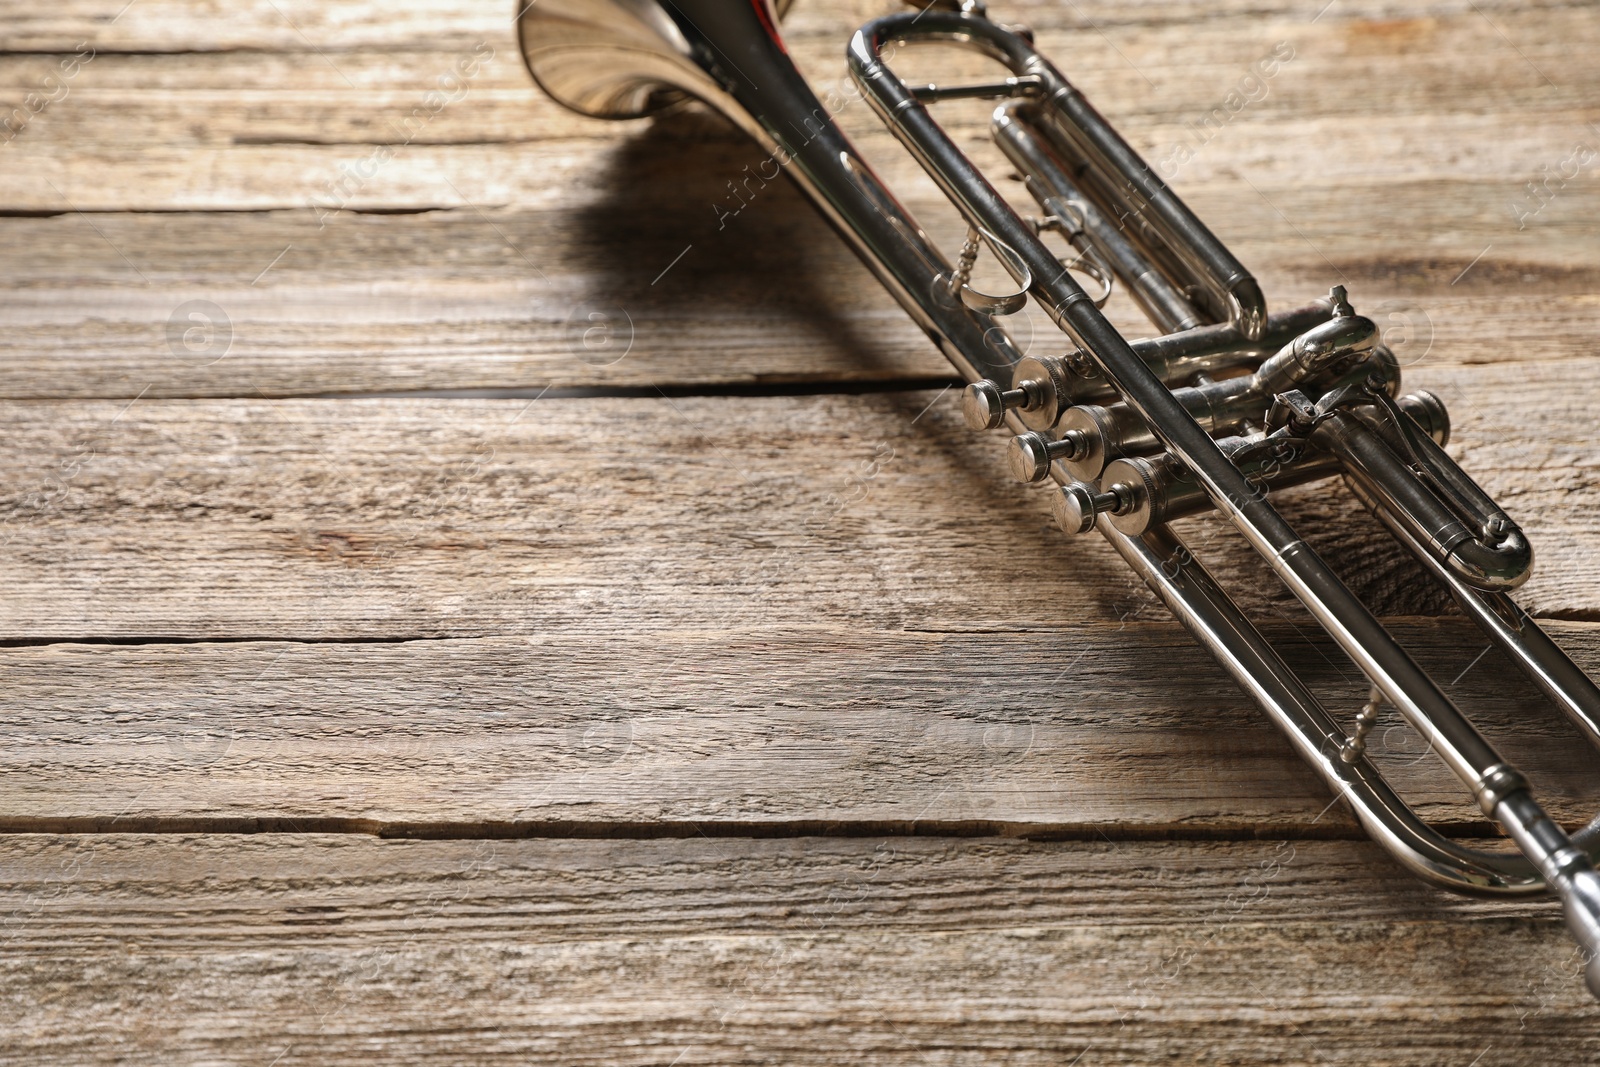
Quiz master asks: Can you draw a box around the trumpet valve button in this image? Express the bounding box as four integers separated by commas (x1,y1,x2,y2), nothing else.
1005,430,1090,483
962,381,1010,430
1006,431,1055,482
1052,481,1119,536
962,379,1047,431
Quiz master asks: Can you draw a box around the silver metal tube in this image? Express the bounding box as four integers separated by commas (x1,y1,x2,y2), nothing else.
852,15,1266,337
992,104,1203,334
1106,519,1552,895
1357,485,1600,759
1317,409,1533,591
1124,302,1336,386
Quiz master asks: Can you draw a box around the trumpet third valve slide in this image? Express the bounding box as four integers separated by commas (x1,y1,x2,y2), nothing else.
519,0,1600,998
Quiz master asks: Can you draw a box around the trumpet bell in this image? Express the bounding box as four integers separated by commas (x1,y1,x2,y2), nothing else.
519,0,794,120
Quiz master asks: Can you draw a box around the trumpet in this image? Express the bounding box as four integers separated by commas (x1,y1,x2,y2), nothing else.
520,0,1600,995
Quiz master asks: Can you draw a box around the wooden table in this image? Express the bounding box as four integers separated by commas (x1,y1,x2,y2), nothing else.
2,0,1597,1061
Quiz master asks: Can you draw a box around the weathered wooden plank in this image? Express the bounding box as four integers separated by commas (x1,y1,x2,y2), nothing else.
8,115,1598,215
1,834,1595,1063
0,204,949,397
2,389,1589,835
3,0,1590,54
0,198,1592,398
0,386,1596,634
0,13,1593,396
2,2,1590,162
1,0,508,54
1,623,1593,832
0,0,1593,1056
4,7,1598,143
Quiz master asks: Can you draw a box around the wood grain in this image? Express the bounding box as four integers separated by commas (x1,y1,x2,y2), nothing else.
1,386,1596,636
0,3,1593,396
6,0,1591,50
2,834,1595,1064
0,194,1595,398
1,622,1595,833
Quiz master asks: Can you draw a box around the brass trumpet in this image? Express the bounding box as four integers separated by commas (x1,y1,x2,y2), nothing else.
520,0,1600,995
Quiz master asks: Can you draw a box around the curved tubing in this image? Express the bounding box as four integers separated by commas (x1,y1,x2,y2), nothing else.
1316,408,1534,591
1117,523,1557,894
